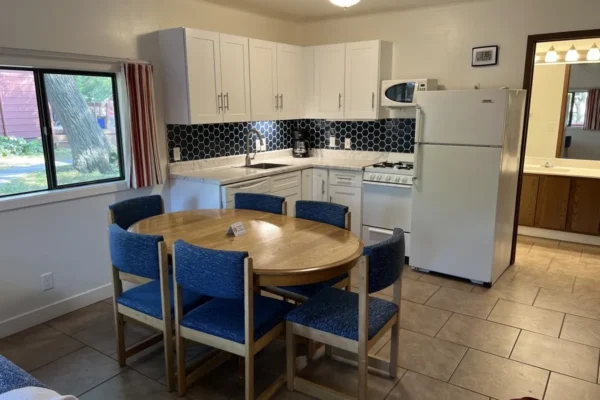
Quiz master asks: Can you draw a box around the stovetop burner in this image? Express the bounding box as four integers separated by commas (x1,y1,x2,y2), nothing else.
372,162,414,171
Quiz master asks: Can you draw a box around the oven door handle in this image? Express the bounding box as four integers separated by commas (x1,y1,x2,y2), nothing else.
367,227,393,236
363,181,412,189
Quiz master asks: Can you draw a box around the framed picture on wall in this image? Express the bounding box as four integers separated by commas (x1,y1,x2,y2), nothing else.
472,46,499,67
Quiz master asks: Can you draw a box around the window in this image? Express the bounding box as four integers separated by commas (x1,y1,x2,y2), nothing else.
0,67,124,198
566,91,588,127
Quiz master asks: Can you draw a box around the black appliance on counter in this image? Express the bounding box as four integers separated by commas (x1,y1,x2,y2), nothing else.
293,131,310,158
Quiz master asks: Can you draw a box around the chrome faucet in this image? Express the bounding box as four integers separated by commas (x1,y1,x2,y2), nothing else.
542,161,554,168
245,129,265,166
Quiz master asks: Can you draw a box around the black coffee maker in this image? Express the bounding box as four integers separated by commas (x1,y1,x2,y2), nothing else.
293,131,310,158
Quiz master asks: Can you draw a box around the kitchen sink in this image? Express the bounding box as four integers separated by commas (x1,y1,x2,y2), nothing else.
241,163,289,170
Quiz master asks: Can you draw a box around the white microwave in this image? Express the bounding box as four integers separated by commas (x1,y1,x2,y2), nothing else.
381,79,438,107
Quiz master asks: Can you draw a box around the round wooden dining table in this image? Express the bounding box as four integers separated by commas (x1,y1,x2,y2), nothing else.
129,209,364,287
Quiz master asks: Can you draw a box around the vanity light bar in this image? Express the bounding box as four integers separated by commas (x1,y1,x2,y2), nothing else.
535,43,600,65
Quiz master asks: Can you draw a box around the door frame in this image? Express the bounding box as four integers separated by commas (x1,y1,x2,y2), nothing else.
511,29,600,265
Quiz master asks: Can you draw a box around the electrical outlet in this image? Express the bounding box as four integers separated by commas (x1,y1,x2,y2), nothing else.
41,272,54,292
173,147,181,161
344,138,351,149
329,136,336,148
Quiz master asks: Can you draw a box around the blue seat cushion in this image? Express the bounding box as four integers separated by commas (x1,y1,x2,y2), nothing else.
280,273,348,298
286,287,399,341
117,276,209,320
0,356,45,395
181,296,295,344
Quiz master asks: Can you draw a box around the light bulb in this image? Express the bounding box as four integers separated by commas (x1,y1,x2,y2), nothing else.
545,46,559,63
329,0,360,7
588,44,600,61
566,46,579,62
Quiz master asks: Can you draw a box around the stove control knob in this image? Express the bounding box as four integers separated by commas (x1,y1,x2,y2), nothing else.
376,174,382,181
395,176,401,183
385,175,391,182
402,177,408,183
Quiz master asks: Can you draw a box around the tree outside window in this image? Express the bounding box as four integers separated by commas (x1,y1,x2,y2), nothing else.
567,91,588,127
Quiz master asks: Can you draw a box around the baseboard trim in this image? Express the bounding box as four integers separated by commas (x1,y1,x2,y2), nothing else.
0,284,113,339
518,226,600,246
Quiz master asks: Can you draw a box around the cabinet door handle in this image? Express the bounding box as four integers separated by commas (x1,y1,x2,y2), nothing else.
217,94,223,112
275,94,279,110
224,92,229,111
330,196,332,203
338,93,342,109
372,92,375,109
321,180,325,196
279,94,283,109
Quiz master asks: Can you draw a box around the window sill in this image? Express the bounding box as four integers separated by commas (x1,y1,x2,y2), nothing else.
0,181,129,213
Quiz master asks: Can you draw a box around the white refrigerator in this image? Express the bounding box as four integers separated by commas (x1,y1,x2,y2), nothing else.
410,89,527,285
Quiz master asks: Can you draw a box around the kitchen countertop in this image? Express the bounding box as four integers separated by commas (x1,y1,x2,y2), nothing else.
170,157,377,185
523,165,600,180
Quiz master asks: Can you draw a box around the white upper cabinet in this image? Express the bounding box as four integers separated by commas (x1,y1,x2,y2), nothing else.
345,41,386,120
249,39,278,121
219,34,251,123
276,44,303,120
159,28,250,124
314,44,346,120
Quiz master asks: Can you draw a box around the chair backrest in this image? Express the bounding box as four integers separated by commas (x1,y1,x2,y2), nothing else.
109,224,164,280
363,228,405,293
295,200,349,229
174,240,249,300
234,193,286,215
108,195,164,229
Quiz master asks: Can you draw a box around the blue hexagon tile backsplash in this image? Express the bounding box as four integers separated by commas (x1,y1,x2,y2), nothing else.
167,118,415,162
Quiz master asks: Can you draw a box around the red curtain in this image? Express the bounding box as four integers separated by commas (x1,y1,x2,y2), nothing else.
124,63,163,188
584,89,600,131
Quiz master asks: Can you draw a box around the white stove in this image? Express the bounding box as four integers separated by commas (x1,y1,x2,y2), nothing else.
364,162,414,185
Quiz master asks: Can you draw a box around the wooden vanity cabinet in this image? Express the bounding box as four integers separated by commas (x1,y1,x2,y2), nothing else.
519,173,600,235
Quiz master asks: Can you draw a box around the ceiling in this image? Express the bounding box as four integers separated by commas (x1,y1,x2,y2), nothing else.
206,0,489,21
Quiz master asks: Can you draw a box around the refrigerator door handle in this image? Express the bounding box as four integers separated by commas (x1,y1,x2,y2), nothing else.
413,106,424,182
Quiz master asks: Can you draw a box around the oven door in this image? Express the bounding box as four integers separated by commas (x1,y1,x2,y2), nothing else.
382,81,417,107
362,226,411,257
362,181,412,232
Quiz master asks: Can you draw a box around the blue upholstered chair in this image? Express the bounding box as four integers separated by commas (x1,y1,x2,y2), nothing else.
285,228,405,400
234,193,287,215
172,240,295,399
108,195,164,229
0,355,45,395
108,224,208,392
267,200,352,302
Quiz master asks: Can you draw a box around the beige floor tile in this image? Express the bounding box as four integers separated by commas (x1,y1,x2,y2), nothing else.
559,241,586,251
580,251,600,264
436,313,520,357
419,274,474,292
577,263,600,280
531,246,582,262
472,281,539,305
400,278,440,304
511,330,600,383
547,258,583,276
400,300,452,337
386,371,488,400
534,288,600,320
46,301,114,335
31,347,125,397
79,369,177,400
425,287,498,319
402,266,424,281
560,314,600,348
545,373,600,400
450,349,548,400
516,242,532,253
513,251,553,270
517,235,536,245
511,268,575,292
73,319,156,356
532,237,561,248
487,299,564,337
298,356,404,400
377,329,467,382
270,390,314,400
574,276,600,298
0,324,84,371
495,265,519,284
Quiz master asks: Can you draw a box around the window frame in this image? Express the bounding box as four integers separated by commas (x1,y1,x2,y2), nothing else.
0,66,125,199
566,90,588,128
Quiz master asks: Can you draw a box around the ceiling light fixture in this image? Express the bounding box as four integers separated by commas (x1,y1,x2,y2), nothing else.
588,44,600,61
329,0,360,8
545,46,559,63
565,45,579,62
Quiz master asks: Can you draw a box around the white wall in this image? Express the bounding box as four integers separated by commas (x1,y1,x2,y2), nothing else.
0,0,300,337
300,0,600,90
565,63,600,160
526,64,567,158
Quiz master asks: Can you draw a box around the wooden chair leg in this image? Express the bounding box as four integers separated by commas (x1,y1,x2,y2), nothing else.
286,321,296,392
114,313,126,367
245,354,254,400
163,326,175,392
176,335,186,396
389,324,399,378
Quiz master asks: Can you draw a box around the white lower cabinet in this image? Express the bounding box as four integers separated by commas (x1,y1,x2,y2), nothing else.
329,185,362,236
272,186,301,217
312,168,329,201
301,169,313,200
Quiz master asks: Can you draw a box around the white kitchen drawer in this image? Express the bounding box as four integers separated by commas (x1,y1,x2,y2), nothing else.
271,171,302,192
362,226,410,257
222,177,271,203
329,169,362,188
